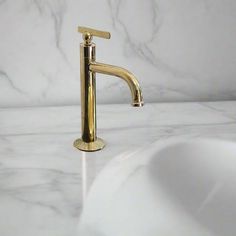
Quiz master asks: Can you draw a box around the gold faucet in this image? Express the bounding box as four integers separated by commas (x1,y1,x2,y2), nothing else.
74,26,144,152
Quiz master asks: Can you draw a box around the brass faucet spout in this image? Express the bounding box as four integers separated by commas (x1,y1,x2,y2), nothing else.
90,62,143,107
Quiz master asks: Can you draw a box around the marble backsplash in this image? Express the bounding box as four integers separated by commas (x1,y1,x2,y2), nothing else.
1,0,236,107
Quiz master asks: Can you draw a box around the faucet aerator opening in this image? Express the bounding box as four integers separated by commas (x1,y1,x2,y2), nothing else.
132,101,144,107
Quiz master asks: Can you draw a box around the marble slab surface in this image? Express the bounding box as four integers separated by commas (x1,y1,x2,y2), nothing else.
1,101,236,235
1,0,236,107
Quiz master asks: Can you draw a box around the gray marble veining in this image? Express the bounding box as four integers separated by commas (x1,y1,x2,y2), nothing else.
1,0,236,107
1,101,236,235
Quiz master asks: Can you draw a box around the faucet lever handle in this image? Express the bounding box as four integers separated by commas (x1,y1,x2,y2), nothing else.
78,26,111,44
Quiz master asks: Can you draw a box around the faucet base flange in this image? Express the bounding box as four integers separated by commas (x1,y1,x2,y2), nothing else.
73,138,105,152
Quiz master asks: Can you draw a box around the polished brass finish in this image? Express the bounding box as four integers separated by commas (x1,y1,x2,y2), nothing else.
90,62,143,107
78,26,111,41
74,138,105,152
74,26,143,152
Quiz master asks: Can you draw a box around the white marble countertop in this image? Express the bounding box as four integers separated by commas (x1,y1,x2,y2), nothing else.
1,101,236,236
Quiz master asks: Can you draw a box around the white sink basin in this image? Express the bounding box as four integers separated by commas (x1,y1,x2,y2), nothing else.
78,138,236,236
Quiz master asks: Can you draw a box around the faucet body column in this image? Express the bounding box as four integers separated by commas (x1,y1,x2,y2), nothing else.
80,43,96,142
74,42,105,152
